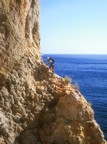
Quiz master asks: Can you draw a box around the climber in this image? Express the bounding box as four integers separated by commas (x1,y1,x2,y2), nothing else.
46,57,55,71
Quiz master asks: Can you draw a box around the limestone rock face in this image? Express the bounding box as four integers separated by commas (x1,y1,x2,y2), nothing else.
0,0,106,144
0,0,40,72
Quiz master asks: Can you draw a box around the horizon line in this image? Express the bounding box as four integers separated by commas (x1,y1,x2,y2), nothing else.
42,53,107,55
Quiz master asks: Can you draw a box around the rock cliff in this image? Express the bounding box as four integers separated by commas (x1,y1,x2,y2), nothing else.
0,0,106,144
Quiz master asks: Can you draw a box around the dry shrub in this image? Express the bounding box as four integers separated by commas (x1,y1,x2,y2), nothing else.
88,101,92,107
64,76,72,84
74,82,79,90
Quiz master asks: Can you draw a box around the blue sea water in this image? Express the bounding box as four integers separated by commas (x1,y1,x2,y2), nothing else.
43,54,107,140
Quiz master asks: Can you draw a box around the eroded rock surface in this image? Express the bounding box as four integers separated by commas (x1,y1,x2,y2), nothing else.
0,0,107,144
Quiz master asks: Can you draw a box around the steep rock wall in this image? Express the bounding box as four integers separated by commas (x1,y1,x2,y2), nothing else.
0,0,106,144
0,0,40,71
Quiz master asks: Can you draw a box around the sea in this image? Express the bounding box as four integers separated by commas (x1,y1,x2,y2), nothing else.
43,54,107,140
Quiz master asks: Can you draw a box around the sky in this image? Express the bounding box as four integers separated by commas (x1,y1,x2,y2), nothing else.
40,0,107,54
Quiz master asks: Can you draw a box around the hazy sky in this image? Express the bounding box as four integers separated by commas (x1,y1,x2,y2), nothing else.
40,0,107,54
